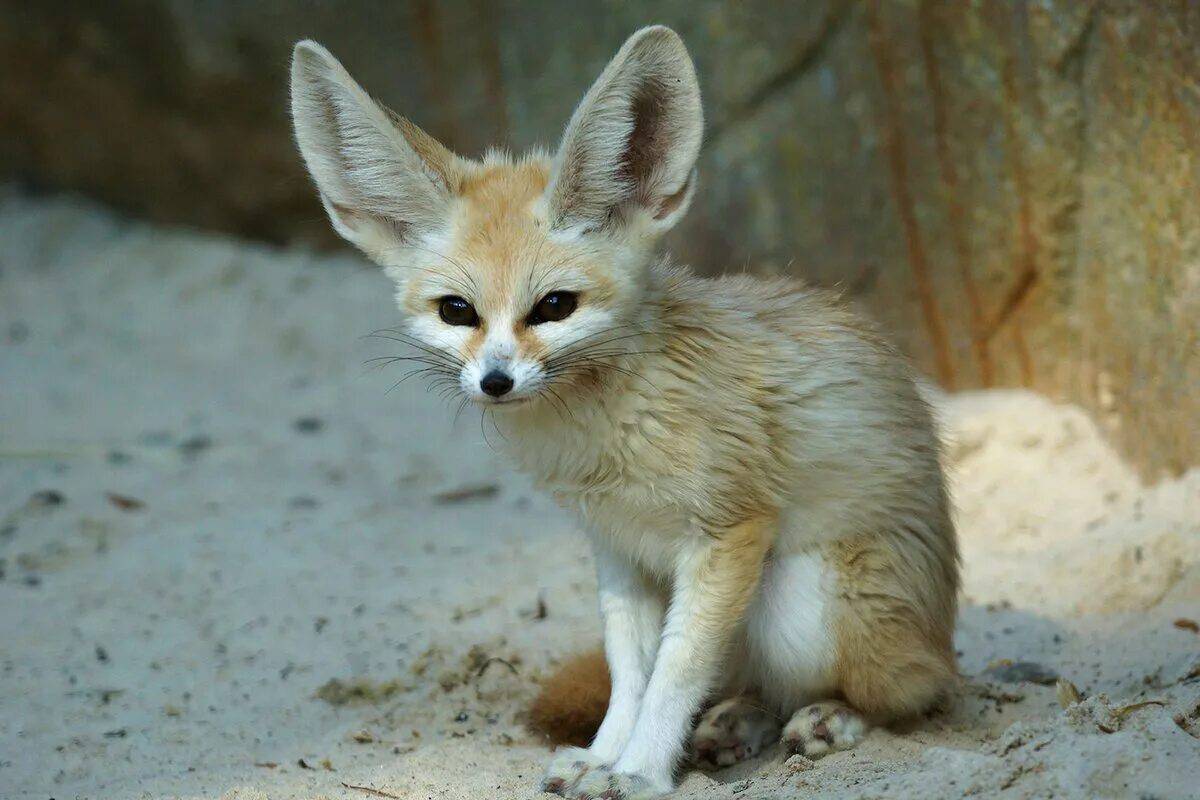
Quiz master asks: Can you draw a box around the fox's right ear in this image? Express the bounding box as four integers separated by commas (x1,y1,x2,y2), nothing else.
290,41,458,261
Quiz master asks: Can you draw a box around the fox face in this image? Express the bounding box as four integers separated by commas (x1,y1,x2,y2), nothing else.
390,159,649,407
290,27,702,408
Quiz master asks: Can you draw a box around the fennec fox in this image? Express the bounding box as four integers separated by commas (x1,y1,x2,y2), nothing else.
290,26,958,800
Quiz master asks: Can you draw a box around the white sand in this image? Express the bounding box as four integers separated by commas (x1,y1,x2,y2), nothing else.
2,192,1197,800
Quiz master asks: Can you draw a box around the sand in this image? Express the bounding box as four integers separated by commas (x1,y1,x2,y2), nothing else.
2,191,1197,800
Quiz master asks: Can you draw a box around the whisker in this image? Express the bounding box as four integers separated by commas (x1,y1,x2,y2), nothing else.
453,395,471,426
547,322,650,349
543,384,578,425
549,367,660,394
435,385,462,404
489,410,510,443
545,347,665,369
364,355,460,370
544,356,663,394
479,408,497,452
541,328,656,365
364,328,462,353
385,365,457,394
363,332,464,368
536,388,568,424
545,348,665,373
537,322,645,351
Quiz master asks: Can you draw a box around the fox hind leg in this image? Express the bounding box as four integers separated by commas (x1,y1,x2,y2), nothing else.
780,700,868,758
691,695,781,768
774,529,957,760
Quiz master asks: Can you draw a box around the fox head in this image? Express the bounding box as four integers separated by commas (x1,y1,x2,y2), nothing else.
290,26,702,408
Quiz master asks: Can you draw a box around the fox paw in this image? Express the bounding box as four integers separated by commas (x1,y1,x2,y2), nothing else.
570,766,669,800
781,701,867,759
542,746,607,795
692,696,781,768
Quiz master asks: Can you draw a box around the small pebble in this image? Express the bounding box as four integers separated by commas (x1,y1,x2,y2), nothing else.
106,493,145,512
984,660,1058,685
293,416,324,434
178,435,212,459
434,483,500,504
785,753,815,773
29,490,65,508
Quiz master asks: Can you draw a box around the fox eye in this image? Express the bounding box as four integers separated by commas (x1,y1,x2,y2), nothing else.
528,291,578,325
438,296,478,327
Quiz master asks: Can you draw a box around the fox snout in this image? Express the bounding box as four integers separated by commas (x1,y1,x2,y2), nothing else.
453,324,548,406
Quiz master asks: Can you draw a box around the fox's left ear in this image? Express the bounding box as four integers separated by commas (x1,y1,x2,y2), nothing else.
546,26,703,237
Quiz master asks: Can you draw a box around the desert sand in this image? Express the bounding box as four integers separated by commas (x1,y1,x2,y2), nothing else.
2,191,1197,799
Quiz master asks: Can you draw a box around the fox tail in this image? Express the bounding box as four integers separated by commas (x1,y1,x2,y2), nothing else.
526,649,609,747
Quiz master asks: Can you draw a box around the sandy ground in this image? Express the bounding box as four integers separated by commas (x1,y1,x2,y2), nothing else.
2,191,1198,800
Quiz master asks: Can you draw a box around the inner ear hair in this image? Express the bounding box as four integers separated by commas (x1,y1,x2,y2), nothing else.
623,83,681,201
382,108,459,195
652,170,695,221
547,26,704,233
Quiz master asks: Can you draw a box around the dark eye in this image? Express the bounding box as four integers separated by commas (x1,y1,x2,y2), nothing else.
438,296,478,327
528,291,578,325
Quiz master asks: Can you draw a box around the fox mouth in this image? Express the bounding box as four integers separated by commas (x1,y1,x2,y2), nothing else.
476,395,532,407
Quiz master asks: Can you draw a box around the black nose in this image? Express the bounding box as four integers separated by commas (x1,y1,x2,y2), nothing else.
480,370,514,397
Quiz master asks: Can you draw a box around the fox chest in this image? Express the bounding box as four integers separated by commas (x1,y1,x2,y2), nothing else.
555,487,699,577
514,406,712,574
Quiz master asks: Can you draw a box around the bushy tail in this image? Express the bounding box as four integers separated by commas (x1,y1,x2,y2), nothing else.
526,649,609,746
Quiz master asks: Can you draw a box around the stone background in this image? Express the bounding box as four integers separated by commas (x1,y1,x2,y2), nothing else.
2,0,1196,478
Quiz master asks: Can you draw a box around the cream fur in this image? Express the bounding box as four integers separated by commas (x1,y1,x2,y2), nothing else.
290,25,959,800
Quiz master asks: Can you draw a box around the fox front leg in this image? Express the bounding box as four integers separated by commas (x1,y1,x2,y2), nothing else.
571,518,772,799
543,540,666,795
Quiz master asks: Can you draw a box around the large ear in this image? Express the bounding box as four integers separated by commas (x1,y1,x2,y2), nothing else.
546,26,703,235
290,40,458,260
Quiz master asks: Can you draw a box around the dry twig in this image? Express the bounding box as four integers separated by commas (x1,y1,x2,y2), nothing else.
341,782,402,799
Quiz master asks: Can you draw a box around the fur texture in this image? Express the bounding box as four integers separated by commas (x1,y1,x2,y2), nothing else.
290,25,959,800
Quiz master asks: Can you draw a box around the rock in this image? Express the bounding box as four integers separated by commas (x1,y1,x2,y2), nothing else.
785,753,816,773
984,661,1060,686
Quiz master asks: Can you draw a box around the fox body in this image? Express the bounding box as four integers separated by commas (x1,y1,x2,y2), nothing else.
290,26,959,800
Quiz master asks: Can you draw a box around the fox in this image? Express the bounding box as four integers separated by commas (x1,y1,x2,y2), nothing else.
289,25,959,800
